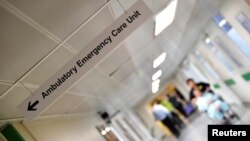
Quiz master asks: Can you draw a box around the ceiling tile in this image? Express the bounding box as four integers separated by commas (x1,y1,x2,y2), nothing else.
67,7,114,51
15,83,38,94
97,44,131,76
160,43,176,55
112,60,137,82
94,78,130,104
157,22,183,45
95,79,119,98
142,0,154,11
69,68,109,95
109,0,144,19
130,42,164,69
175,5,194,31
133,81,151,96
142,0,171,12
106,88,129,103
124,17,154,56
119,0,137,10
120,72,141,87
0,85,30,119
120,91,145,108
105,100,123,114
153,0,171,12
0,6,57,83
109,0,124,18
23,46,75,86
7,0,105,40
0,83,12,96
175,0,197,20
42,94,84,116
71,98,103,114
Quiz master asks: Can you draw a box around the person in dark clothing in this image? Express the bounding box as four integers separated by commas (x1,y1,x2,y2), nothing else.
167,92,188,118
186,78,239,121
186,78,213,102
175,88,187,102
167,85,187,102
152,100,180,137
160,99,185,129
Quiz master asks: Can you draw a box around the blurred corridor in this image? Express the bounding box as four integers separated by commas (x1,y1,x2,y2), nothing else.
0,0,250,141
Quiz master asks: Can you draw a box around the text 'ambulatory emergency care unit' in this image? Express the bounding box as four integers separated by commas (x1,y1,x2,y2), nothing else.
19,0,153,120
42,10,142,99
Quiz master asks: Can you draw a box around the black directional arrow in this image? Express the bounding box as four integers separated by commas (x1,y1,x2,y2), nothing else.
27,100,39,111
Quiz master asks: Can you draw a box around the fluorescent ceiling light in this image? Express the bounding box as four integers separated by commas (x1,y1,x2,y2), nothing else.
101,130,106,135
153,52,166,68
105,127,111,132
155,0,178,36
152,79,160,87
205,38,211,44
152,70,162,81
219,19,226,27
152,86,159,93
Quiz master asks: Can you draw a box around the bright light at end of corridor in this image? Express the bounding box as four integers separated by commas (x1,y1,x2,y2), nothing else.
101,127,111,136
153,52,166,68
152,86,159,93
105,127,111,132
205,38,211,44
152,70,162,81
154,0,178,36
101,130,106,135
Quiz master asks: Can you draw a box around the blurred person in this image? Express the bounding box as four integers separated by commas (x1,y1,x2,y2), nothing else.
160,99,185,129
152,100,180,137
167,84,187,102
186,78,213,102
192,90,230,124
186,78,227,107
192,89,239,124
167,92,188,118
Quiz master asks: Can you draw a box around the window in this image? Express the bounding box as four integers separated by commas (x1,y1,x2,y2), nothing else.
204,37,235,72
193,51,220,80
183,62,208,83
214,51,234,72
214,12,250,59
236,11,250,33
203,61,220,80
214,37,243,68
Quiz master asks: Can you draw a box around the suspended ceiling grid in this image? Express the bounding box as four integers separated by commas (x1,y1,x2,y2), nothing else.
0,0,224,121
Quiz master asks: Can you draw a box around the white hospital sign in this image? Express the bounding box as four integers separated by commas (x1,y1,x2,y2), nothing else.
19,0,153,120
